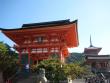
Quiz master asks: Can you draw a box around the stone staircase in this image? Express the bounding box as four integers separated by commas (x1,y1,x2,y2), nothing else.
7,69,38,83
17,74,37,83
72,79,85,83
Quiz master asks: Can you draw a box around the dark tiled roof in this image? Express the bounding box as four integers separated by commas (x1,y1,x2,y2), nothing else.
22,19,71,28
0,19,77,31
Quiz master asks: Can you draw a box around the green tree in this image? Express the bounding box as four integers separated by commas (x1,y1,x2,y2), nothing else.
0,42,18,83
63,63,86,79
36,59,85,83
66,53,85,64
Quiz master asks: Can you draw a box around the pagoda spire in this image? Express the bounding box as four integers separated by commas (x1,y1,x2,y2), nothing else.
90,35,93,47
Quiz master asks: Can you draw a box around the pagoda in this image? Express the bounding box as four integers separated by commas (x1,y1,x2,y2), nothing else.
84,36,102,56
84,36,110,79
0,19,79,65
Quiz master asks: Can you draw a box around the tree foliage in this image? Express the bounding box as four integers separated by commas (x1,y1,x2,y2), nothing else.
0,42,8,56
63,63,85,79
34,59,86,82
0,42,17,70
66,53,85,64
0,42,18,81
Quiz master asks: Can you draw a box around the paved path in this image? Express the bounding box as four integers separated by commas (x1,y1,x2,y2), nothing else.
72,79,85,83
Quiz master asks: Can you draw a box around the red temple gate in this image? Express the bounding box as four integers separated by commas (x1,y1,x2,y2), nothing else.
0,19,79,64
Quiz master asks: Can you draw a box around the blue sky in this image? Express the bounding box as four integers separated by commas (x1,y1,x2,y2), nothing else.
0,0,110,54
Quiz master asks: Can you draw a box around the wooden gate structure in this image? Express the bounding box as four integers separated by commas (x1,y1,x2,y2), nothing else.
0,19,79,64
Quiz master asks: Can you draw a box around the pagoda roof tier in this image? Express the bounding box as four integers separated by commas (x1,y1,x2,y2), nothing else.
0,19,79,48
84,35,102,54
86,55,110,64
84,47,102,54
86,55,110,60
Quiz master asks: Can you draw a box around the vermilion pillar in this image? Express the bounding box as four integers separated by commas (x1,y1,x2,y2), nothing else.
27,48,31,65
60,51,64,63
19,50,22,63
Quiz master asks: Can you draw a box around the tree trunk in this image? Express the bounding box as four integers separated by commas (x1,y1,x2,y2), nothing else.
0,71,3,83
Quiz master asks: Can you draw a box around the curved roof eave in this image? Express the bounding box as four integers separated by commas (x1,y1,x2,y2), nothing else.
0,19,78,31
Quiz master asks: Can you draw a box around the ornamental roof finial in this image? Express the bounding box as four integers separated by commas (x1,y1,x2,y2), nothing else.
90,35,93,47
